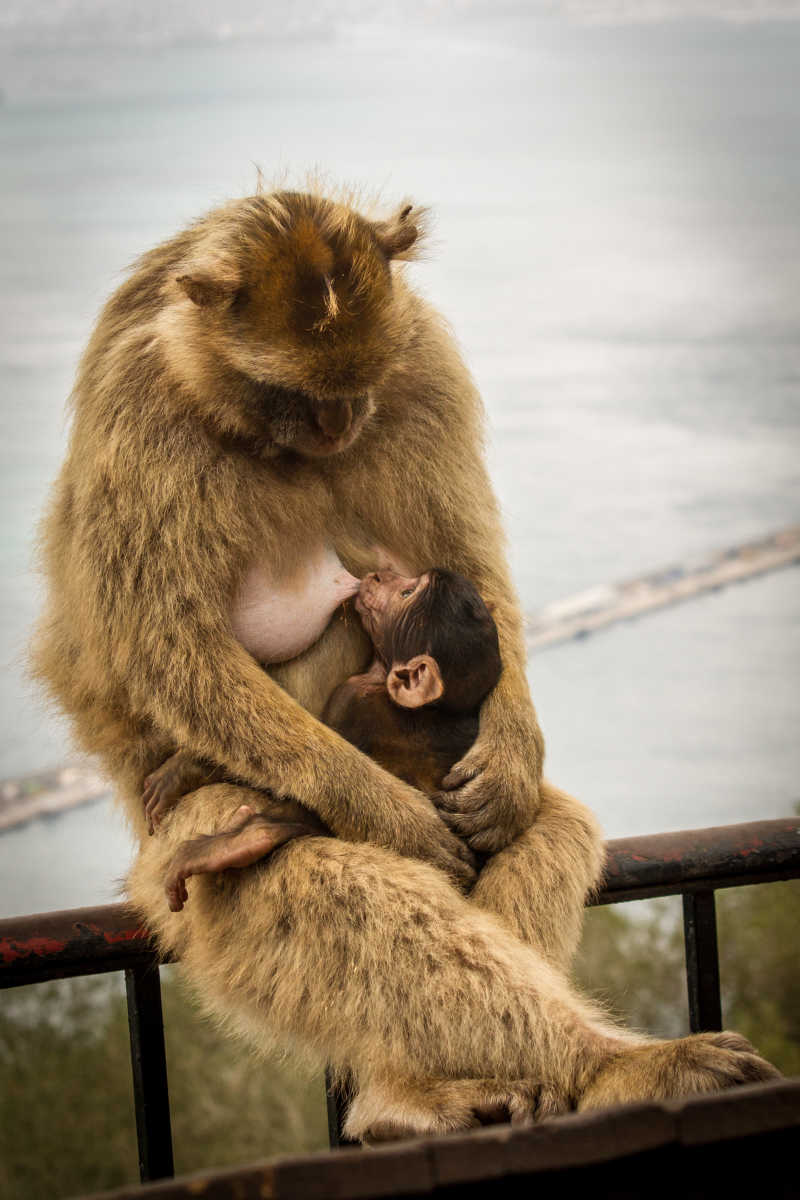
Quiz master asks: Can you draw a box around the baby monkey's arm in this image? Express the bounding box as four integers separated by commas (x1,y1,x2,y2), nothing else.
143,750,223,834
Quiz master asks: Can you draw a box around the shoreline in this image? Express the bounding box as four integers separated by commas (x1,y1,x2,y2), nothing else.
0,765,109,834
525,525,800,652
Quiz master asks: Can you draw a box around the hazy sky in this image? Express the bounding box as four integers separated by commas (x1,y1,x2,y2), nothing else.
3,0,800,51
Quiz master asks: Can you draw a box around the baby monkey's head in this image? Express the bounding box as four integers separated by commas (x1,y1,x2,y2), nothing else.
355,568,502,714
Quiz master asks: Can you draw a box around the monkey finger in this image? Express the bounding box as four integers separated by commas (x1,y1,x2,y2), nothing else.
165,873,189,912
431,790,462,814
146,796,169,831
432,786,482,815
440,809,491,841
465,826,511,855
437,803,479,831
456,839,479,872
440,827,478,867
434,783,489,816
440,763,480,792
143,784,160,808
440,817,475,844
434,836,478,886
435,806,465,831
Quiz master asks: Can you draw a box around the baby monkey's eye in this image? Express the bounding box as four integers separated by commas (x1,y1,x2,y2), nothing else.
400,586,415,598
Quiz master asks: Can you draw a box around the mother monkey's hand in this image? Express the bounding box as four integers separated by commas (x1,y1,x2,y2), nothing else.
435,688,543,854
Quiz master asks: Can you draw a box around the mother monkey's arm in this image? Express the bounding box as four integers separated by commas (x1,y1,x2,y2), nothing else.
381,310,545,854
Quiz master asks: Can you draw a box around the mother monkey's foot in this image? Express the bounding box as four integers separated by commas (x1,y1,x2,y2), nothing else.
347,1034,780,1144
164,802,327,912
578,1031,780,1110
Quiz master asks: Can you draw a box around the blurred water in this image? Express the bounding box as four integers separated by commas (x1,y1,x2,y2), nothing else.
0,15,798,914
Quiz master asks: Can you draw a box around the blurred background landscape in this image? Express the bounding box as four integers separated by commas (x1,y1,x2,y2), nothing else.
0,2,798,1196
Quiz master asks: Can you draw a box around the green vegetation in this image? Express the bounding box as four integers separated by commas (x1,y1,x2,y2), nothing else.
0,968,327,1200
574,880,800,1076
1,879,797,1199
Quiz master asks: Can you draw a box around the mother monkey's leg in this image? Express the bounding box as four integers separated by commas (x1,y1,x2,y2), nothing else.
128,782,778,1143
129,783,621,1112
469,781,605,972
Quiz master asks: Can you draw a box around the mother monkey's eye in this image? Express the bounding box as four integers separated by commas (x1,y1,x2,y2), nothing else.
400,587,415,598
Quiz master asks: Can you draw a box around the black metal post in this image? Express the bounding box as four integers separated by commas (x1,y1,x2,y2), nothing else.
682,890,723,1033
125,963,175,1182
325,1068,343,1148
325,1069,359,1149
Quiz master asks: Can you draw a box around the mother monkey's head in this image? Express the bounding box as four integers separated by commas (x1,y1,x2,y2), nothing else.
159,190,426,458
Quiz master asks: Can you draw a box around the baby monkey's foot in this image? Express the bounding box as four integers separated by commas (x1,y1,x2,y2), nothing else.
164,805,314,912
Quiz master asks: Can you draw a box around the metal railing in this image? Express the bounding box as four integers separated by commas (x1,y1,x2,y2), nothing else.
1,817,798,1184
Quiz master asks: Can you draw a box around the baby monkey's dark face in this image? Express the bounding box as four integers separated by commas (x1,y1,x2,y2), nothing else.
354,568,503,714
355,569,429,662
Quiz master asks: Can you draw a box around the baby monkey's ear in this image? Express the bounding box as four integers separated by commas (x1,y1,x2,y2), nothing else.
387,654,444,709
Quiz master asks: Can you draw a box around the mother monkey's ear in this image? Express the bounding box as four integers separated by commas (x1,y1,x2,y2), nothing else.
175,257,242,308
373,203,429,261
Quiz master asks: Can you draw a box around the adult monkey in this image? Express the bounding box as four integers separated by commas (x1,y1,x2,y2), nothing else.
34,188,777,1140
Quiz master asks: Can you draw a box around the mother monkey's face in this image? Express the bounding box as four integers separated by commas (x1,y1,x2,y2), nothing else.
170,190,424,458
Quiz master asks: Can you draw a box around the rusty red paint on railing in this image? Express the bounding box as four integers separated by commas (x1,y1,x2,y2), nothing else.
0,903,157,986
596,818,800,902
0,920,147,965
1,934,65,964
1,819,798,986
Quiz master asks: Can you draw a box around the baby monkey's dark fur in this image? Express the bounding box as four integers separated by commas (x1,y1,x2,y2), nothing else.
325,568,502,794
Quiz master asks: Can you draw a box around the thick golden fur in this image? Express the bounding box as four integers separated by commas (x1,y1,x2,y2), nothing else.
33,187,778,1139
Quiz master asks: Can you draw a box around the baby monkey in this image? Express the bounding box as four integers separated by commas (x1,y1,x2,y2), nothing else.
148,568,502,912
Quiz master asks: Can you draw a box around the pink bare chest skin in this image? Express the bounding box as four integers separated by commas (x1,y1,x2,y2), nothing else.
229,543,361,664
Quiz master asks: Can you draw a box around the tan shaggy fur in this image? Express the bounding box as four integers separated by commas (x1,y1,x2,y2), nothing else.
32,186,778,1141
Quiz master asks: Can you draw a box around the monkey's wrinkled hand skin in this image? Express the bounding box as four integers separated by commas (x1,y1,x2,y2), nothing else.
143,765,183,834
142,751,213,835
434,710,541,854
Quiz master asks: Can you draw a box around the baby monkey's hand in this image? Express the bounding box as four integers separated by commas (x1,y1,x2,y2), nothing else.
142,750,214,834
